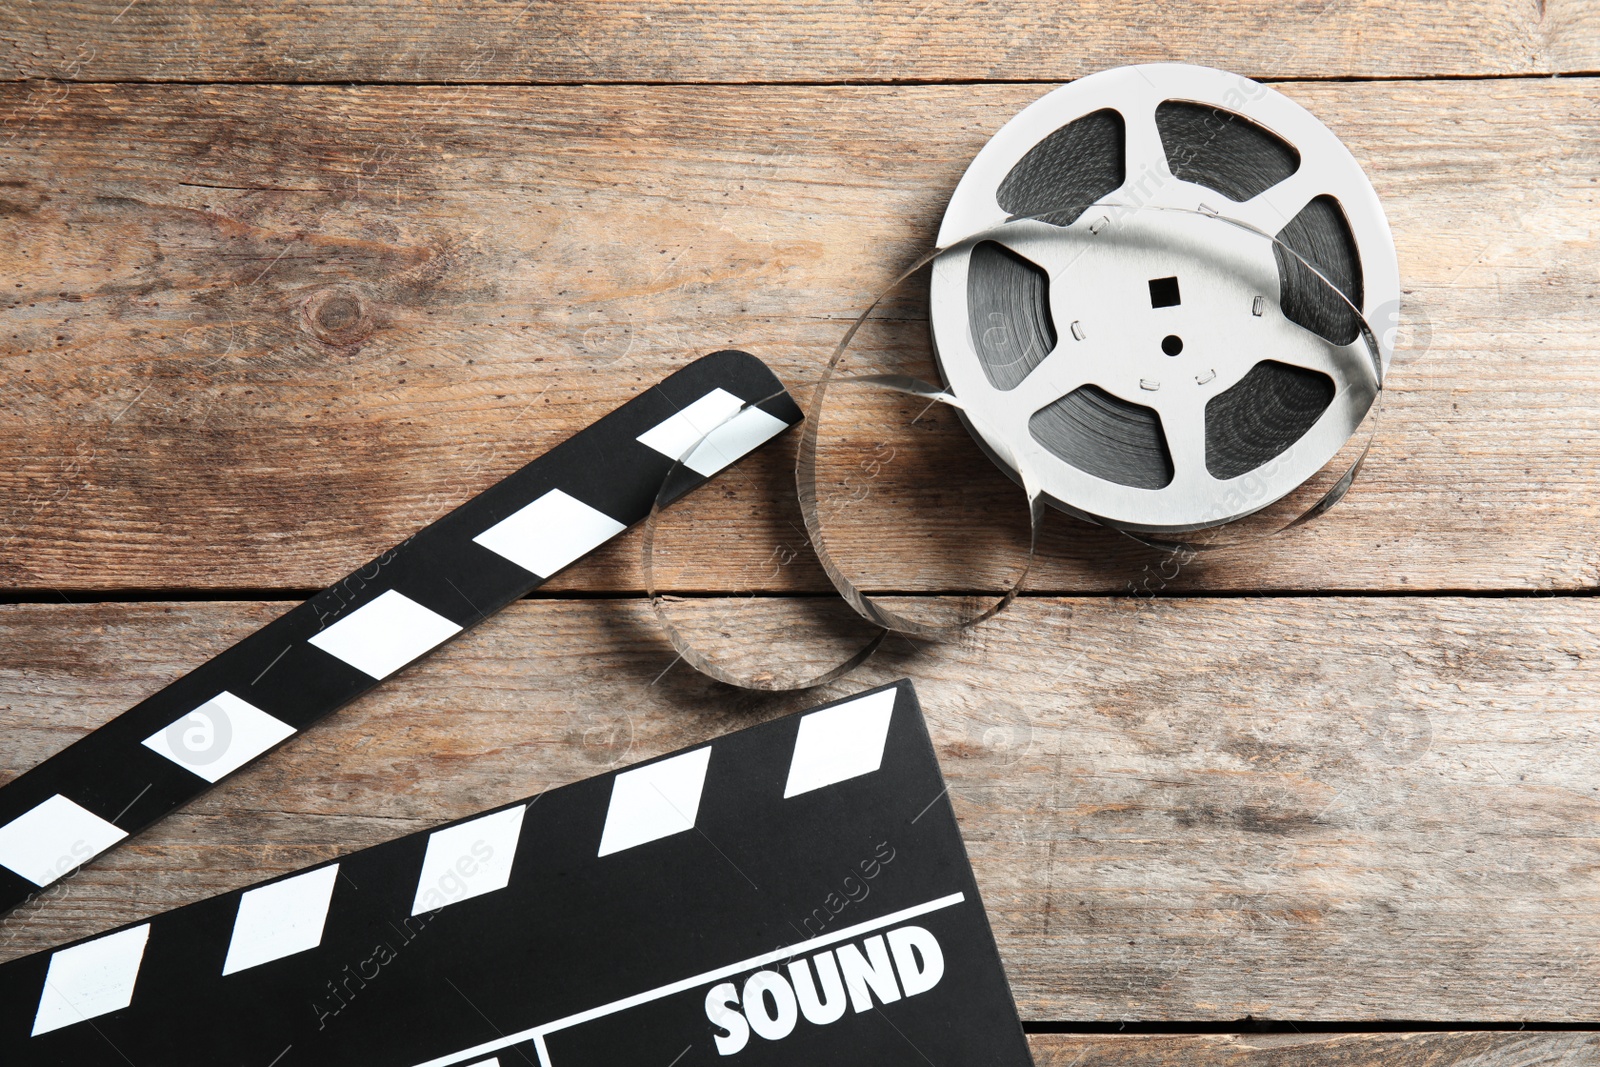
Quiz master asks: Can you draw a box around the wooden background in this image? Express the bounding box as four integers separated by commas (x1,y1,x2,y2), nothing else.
3,2,1599,1062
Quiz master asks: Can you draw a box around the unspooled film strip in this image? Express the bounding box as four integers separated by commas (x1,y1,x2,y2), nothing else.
0,350,801,916
0,681,1033,1067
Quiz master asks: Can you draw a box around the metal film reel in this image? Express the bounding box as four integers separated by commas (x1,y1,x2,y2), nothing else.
930,63,1400,533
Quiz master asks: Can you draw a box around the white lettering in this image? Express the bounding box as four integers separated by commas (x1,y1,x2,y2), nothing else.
788,954,847,1025
706,926,944,1056
705,982,749,1056
836,935,902,1013
741,971,798,1041
887,926,944,997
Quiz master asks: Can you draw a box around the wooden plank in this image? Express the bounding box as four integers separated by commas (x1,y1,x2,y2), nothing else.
0,1,1595,83
1028,1033,1600,1064
1,80,1597,595
3,596,1597,1019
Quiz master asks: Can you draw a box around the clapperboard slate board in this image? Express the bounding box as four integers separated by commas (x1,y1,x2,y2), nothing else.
0,681,1035,1066
0,349,801,915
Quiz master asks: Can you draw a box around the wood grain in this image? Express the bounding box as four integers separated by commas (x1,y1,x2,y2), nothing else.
1029,1032,1600,1065
0,1,1595,83
4,596,1597,1020
0,79,1596,595
2,0,1593,1046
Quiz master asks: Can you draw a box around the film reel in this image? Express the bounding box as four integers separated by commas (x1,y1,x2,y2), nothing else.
931,63,1400,534
645,64,1400,690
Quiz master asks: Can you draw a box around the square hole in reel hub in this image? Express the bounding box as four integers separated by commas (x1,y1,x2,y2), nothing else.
1148,275,1181,308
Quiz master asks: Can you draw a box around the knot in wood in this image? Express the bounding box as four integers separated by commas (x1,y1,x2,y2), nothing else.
303,288,373,347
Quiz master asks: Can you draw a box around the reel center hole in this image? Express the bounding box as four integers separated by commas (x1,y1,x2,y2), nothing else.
1148,275,1181,308
1161,334,1184,356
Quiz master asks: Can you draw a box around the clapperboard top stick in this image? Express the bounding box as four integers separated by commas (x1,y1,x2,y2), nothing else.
0,350,802,917
0,680,1034,1067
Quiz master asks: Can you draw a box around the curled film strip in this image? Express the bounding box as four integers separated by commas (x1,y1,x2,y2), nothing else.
0,682,1034,1067
643,63,1400,690
0,350,802,916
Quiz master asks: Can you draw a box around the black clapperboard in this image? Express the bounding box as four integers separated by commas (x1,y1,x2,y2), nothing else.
0,681,1034,1066
0,350,802,915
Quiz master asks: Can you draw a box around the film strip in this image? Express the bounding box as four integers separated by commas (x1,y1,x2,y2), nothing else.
0,350,801,916
0,681,1034,1067
642,64,1401,691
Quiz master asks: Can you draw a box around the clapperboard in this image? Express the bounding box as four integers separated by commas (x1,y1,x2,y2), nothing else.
0,681,1034,1066
0,350,800,914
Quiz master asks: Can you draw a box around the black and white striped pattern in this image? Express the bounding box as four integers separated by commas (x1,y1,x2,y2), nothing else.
0,681,1032,1067
0,351,800,917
